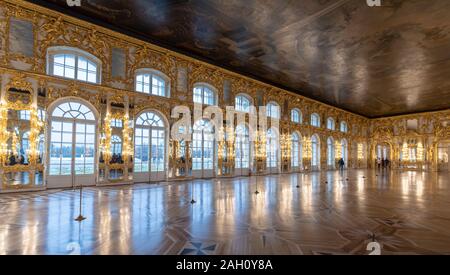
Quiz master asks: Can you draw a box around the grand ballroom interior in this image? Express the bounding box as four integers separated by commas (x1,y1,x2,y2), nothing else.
0,0,449,256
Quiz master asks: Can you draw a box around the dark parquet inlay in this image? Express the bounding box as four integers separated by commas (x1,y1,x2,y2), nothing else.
1,170,450,255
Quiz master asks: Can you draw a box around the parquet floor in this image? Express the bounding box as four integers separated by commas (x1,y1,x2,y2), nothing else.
1,169,450,255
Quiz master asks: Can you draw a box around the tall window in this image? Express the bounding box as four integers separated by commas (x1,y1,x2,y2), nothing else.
340,121,348,133
291,132,301,168
111,135,122,155
235,124,250,169
327,137,335,166
327,117,335,130
311,113,320,127
266,128,279,168
49,101,96,176
192,119,215,171
267,102,280,119
235,94,252,112
193,84,217,105
291,109,301,124
311,134,320,167
134,112,166,173
135,70,168,97
48,47,100,84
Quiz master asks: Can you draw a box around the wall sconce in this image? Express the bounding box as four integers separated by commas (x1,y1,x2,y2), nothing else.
417,142,424,161
402,142,409,161
335,140,341,160
280,133,292,160
357,143,364,160
302,136,311,160
226,126,235,160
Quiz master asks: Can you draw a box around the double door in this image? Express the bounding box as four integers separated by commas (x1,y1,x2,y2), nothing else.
48,119,96,188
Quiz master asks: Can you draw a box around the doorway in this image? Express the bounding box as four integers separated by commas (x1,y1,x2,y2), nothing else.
48,100,97,189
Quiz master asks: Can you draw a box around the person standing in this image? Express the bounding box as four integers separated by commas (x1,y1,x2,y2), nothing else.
338,158,345,171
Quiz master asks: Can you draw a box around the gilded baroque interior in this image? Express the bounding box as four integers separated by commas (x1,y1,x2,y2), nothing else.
0,0,449,193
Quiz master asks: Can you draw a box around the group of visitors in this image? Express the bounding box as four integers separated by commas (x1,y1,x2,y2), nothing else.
376,157,390,169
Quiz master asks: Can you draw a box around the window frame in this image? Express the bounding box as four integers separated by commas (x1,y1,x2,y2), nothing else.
267,102,280,119
235,93,253,113
291,108,302,124
111,119,123,128
47,46,101,84
311,113,321,127
135,68,170,98
340,121,348,133
193,83,218,106
327,117,335,130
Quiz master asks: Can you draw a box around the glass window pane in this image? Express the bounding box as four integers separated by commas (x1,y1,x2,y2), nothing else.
54,54,65,65
54,64,64,77
65,67,75,79
65,55,75,67
88,61,96,71
87,72,96,83
78,57,87,70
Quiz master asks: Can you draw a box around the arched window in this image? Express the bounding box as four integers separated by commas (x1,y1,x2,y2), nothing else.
327,137,335,167
267,102,280,119
327,117,335,130
235,94,252,112
311,134,320,167
291,109,302,124
134,111,166,177
111,135,122,155
51,102,95,120
193,84,217,105
291,132,302,168
266,128,279,170
340,121,348,133
235,124,250,170
38,134,45,162
48,100,96,180
311,113,320,127
135,69,170,97
47,46,100,84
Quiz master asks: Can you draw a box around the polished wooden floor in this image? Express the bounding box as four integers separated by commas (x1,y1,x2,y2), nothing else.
1,169,450,255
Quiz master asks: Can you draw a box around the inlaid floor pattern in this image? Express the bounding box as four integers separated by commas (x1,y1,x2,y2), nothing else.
1,169,450,255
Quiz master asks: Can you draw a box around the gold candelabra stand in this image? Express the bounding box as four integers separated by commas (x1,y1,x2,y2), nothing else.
302,136,312,170
280,133,292,172
254,129,266,173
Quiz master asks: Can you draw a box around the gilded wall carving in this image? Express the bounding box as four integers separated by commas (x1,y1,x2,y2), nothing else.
0,0,447,192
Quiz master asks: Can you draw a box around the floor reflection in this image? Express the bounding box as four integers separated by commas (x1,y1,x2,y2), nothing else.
0,169,450,255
